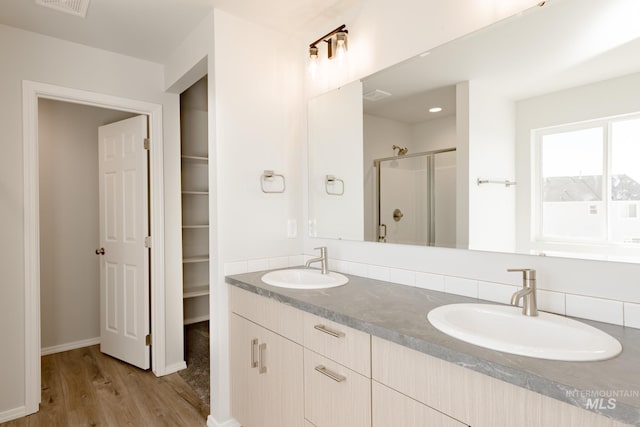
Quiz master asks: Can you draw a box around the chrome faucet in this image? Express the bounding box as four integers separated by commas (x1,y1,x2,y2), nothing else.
305,246,329,274
508,268,538,316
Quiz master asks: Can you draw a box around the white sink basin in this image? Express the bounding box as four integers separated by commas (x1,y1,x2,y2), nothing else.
261,269,348,290
427,303,622,361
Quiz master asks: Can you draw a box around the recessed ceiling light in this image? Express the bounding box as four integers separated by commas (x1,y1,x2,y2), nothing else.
429,107,443,113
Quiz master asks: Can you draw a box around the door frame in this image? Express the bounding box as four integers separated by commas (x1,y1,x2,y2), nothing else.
22,80,167,413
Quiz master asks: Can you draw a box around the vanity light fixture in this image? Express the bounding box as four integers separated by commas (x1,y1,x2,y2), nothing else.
429,107,443,113
309,24,349,68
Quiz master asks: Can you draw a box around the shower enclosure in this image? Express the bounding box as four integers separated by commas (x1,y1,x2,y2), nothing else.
374,148,456,246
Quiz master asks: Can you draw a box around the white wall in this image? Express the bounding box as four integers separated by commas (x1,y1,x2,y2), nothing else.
38,99,134,352
0,24,183,418
211,11,305,423
163,9,305,424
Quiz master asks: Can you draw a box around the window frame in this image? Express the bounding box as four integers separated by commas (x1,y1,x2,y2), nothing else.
531,113,640,258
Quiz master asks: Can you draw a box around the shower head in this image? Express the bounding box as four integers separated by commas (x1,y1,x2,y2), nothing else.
392,145,408,155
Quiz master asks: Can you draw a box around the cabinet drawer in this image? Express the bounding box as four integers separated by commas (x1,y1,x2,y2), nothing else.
229,285,303,343
304,349,371,427
303,312,370,377
373,381,467,427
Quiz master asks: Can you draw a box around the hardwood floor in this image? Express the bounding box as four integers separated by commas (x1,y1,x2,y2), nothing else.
1,345,209,427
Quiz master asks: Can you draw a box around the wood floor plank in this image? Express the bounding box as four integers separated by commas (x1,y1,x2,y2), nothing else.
163,373,211,420
109,355,189,427
0,345,208,427
89,346,151,426
26,351,68,427
59,347,106,427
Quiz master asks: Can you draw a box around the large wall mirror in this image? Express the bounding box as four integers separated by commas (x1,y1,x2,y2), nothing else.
308,0,640,262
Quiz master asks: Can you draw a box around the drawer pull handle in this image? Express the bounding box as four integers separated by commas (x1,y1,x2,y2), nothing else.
315,365,346,383
251,339,258,368
314,324,345,338
258,343,267,374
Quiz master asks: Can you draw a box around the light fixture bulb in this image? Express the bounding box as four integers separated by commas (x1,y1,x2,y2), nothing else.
335,31,348,61
309,45,319,77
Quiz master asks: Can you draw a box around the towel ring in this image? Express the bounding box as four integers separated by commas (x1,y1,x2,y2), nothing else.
261,170,286,193
325,175,344,196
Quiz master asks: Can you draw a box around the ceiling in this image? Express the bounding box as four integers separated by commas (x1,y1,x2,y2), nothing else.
361,0,640,124
0,0,359,63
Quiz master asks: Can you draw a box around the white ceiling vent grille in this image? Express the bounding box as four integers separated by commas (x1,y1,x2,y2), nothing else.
363,89,392,102
35,0,90,18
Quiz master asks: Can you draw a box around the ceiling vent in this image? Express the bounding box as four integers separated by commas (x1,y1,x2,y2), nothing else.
363,89,392,102
35,0,90,18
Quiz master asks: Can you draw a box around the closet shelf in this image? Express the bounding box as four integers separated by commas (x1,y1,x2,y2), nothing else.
182,224,209,229
183,285,210,299
184,315,210,325
183,256,209,264
181,155,208,163
182,190,209,195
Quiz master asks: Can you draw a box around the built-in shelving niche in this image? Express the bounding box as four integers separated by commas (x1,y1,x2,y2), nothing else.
180,76,210,325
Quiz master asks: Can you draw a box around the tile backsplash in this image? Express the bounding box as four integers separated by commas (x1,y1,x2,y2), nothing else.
224,254,639,330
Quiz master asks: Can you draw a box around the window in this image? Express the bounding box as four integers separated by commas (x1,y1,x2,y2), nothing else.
534,115,640,249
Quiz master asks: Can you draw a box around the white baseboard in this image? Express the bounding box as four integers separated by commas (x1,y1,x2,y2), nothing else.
207,415,240,427
41,337,101,356
163,360,188,375
0,405,33,423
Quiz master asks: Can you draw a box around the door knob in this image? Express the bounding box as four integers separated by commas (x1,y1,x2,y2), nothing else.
95,248,105,255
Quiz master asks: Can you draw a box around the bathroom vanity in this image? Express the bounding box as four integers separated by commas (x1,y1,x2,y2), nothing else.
227,271,640,427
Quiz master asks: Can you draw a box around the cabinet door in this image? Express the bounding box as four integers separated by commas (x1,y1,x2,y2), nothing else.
260,326,304,427
230,313,304,427
230,313,262,427
373,381,467,427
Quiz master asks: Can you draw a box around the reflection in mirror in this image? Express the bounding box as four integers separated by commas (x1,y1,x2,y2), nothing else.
308,0,640,262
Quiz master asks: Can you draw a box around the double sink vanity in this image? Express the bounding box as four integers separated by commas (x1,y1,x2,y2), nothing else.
227,264,640,427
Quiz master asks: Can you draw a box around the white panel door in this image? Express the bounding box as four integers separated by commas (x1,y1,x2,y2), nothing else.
98,115,150,370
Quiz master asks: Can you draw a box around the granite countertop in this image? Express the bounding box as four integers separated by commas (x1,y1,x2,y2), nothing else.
226,270,640,426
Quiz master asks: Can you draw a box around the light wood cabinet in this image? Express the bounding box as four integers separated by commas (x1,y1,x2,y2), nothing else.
229,287,631,427
230,313,304,427
372,336,630,427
